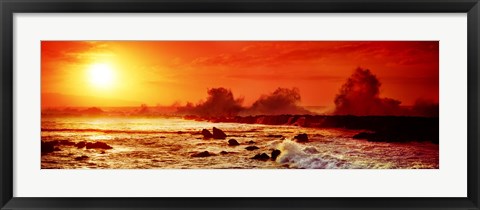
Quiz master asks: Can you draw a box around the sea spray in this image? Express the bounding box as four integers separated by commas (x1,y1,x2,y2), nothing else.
276,139,351,169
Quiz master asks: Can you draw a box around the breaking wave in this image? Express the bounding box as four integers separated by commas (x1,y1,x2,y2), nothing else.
275,139,351,169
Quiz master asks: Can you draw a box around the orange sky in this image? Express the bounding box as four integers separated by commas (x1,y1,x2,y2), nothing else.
41,41,439,108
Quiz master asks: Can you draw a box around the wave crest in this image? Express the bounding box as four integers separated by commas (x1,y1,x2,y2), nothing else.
276,140,350,169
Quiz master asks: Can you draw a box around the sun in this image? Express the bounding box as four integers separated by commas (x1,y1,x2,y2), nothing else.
87,63,115,88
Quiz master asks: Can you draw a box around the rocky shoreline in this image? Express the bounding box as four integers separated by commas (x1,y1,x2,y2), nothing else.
185,115,439,144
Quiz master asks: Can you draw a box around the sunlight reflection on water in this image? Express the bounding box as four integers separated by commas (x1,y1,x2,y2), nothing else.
41,117,439,169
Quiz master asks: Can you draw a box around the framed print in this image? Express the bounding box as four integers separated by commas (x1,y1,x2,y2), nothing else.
1,0,479,210
39,40,440,170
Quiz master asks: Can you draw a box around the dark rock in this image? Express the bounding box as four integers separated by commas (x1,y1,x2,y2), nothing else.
55,140,75,146
294,133,309,142
247,140,255,144
352,131,421,143
352,132,375,139
190,115,439,144
75,141,86,149
86,142,113,150
74,155,89,161
41,141,57,154
191,151,211,157
201,129,213,139
267,134,284,138
220,151,229,155
228,139,240,146
271,149,281,161
212,127,227,139
245,146,259,151
352,132,404,142
292,117,306,127
303,147,319,154
252,153,270,161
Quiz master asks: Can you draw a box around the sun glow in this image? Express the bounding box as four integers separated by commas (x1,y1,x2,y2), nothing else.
88,63,115,88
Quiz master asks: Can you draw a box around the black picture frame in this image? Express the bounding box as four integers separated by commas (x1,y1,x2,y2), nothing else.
1,0,479,209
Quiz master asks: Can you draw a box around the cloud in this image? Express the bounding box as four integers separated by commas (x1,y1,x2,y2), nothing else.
189,41,439,69
41,41,112,64
191,42,327,68
226,74,342,82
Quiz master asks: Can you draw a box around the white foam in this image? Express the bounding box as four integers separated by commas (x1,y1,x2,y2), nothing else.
276,139,350,169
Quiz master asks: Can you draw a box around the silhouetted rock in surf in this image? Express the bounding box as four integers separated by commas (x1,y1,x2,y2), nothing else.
267,134,284,138
303,147,319,154
294,133,309,142
187,115,439,144
75,141,86,149
41,141,58,154
201,129,213,139
74,155,89,161
353,132,376,139
228,139,240,146
50,140,75,146
271,149,281,161
353,132,396,142
245,146,259,151
247,140,255,144
86,142,113,150
220,151,229,155
42,140,76,154
292,117,306,126
352,130,437,143
252,153,270,161
191,151,212,157
212,127,227,139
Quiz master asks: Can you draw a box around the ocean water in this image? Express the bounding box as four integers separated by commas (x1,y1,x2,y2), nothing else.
41,116,439,169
